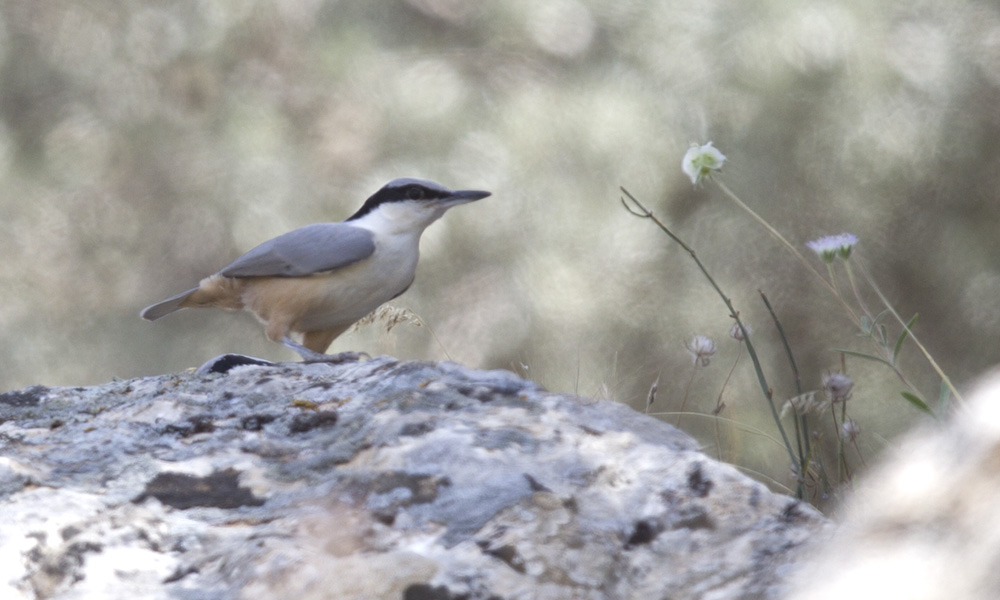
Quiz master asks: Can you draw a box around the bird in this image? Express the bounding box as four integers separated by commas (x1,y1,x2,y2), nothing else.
140,177,490,361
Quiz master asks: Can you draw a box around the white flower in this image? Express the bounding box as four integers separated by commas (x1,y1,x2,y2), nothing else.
822,372,854,403
681,142,727,186
729,322,752,342
686,335,717,367
805,233,858,263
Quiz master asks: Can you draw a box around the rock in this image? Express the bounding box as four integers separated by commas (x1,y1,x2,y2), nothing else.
0,356,827,599
786,369,1000,600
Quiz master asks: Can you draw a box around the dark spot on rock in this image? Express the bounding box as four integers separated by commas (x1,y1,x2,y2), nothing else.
400,421,435,437
580,425,602,436
494,379,533,396
69,541,103,556
523,473,550,493
687,463,713,497
477,540,526,573
364,472,450,526
161,423,187,436
372,472,449,505
306,381,334,391
671,505,714,530
133,468,265,509
474,428,536,451
455,384,497,402
403,583,468,600
188,416,215,434
748,486,761,508
0,386,48,407
49,419,64,429
368,360,401,377
288,410,338,433
241,413,279,431
163,565,199,584
373,511,396,526
60,525,81,541
781,500,806,522
134,526,161,551
35,539,103,586
162,415,215,437
625,519,659,548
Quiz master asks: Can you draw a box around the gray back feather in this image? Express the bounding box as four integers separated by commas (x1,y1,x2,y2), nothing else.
220,223,375,278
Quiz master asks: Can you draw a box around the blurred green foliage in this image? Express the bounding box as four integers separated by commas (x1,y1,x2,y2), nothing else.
1,0,998,498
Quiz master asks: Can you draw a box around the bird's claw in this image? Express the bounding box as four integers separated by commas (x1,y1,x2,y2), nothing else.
281,337,369,364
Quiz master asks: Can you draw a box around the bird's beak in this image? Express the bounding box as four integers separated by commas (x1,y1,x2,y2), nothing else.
446,189,491,204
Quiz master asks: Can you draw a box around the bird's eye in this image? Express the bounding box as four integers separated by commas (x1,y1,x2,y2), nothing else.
406,186,425,200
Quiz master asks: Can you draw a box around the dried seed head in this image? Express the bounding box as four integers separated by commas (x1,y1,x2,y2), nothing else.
351,304,421,333
823,372,855,403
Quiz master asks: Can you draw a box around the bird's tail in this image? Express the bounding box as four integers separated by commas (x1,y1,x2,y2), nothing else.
140,287,200,321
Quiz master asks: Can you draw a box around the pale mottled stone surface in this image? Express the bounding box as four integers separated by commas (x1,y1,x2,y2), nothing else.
0,357,827,599
787,369,1000,600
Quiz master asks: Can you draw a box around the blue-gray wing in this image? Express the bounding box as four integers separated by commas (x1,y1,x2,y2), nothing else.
220,223,375,278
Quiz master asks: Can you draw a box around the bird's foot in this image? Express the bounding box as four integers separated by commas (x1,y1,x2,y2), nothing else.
281,337,369,364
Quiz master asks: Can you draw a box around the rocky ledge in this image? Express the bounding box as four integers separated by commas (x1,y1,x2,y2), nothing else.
0,356,827,599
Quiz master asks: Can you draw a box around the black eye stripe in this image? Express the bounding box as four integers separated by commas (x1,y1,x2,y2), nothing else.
347,179,455,221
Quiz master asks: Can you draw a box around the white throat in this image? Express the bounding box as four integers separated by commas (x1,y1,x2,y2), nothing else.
351,201,453,237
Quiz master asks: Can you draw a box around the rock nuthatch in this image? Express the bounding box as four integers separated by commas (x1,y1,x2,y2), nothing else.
141,178,490,360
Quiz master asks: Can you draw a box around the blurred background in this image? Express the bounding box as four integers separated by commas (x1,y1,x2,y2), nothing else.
1,0,998,501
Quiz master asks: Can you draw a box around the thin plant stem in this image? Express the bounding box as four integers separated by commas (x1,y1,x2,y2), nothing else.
758,290,832,497
677,363,698,427
851,437,867,467
800,432,821,501
758,296,805,464
839,402,851,481
830,402,842,482
714,180,861,324
855,259,964,407
621,187,803,495
843,261,873,321
654,410,787,450
826,263,839,298
717,345,742,410
713,345,741,460
730,465,795,495
411,314,454,362
575,349,581,395
713,416,723,461
716,178,957,414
